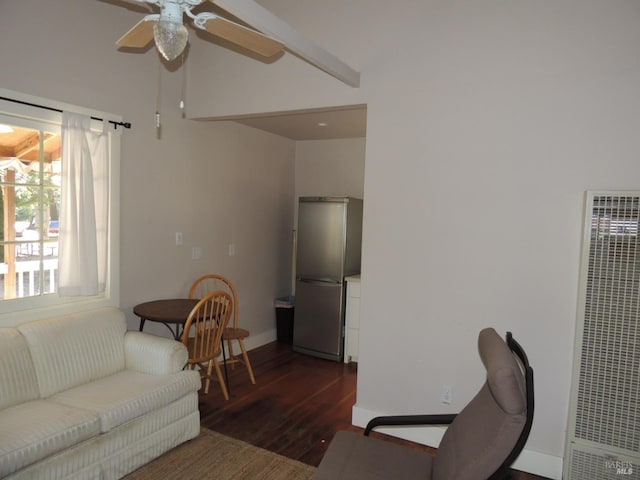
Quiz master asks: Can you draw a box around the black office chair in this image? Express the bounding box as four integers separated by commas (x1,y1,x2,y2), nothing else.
315,328,534,480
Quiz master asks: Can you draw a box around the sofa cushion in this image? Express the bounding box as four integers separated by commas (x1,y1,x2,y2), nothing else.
0,329,39,410
49,370,201,433
0,400,100,478
17,308,127,397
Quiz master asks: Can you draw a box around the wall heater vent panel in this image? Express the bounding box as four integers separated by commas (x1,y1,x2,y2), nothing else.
566,193,640,479
568,442,639,480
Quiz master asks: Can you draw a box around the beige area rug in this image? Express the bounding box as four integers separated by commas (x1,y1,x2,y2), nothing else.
125,429,316,480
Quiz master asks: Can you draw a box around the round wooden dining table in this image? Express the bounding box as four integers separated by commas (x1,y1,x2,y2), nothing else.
133,298,198,341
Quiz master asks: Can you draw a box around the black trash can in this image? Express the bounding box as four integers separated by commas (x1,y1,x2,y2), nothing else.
274,296,295,344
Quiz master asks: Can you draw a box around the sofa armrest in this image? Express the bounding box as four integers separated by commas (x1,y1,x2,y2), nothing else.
124,331,188,375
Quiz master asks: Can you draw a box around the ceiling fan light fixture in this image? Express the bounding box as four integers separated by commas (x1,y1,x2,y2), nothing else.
154,19,188,61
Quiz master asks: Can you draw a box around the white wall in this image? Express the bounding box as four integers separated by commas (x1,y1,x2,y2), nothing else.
295,138,365,200
183,1,640,478
0,0,296,345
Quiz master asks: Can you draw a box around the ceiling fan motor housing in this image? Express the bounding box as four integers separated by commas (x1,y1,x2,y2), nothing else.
154,0,193,60
160,1,186,22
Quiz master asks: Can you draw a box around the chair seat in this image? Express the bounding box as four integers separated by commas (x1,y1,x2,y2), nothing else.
223,327,250,340
184,337,221,362
316,431,433,480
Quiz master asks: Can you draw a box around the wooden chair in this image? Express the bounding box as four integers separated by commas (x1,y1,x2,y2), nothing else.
181,290,233,400
189,274,256,384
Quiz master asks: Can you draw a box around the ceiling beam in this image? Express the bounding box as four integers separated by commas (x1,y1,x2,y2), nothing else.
13,131,40,159
0,132,60,162
210,0,360,88
18,134,60,162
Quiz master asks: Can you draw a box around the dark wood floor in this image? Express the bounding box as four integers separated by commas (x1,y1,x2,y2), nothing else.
199,341,549,479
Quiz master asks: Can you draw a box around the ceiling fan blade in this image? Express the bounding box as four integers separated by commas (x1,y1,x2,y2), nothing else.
202,16,284,58
210,0,359,87
116,17,157,48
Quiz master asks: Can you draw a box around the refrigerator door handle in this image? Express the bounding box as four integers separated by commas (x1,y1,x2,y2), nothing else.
298,277,342,286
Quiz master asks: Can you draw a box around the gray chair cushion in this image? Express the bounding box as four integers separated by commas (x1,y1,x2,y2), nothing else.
432,328,527,480
432,384,526,480
478,327,526,415
315,431,433,480
315,327,529,480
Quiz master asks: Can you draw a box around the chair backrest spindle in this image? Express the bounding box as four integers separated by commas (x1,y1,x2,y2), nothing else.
189,274,239,330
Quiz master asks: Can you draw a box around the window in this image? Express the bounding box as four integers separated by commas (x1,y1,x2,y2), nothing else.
0,89,120,322
0,123,61,300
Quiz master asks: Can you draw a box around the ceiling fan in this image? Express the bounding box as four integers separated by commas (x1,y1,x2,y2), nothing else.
115,0,360,87
116,0,285,61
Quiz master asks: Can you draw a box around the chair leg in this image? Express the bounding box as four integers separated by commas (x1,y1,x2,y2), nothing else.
213,359,230,400
204,360,213,394
227,338,237,370
238,339,256,384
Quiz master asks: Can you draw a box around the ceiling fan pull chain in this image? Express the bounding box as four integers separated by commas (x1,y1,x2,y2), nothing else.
180,51,186,113
155,58,162,133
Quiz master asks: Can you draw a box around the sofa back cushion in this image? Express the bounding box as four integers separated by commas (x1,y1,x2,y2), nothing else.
17,307,127,398
0,328,40,409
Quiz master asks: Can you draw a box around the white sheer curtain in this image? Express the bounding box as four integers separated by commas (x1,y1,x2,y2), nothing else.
58,112,109,296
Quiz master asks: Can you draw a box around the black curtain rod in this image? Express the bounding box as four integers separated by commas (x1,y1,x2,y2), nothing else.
0,96,132,130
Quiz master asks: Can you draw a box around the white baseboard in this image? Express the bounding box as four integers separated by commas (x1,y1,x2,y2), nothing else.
352,405,563,480
244,328,277,351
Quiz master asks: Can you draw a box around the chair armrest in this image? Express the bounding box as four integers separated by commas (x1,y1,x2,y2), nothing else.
124,331,188,375
364,414,458,436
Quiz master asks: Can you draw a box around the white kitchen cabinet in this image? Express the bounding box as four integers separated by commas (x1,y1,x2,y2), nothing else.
344,275,361,363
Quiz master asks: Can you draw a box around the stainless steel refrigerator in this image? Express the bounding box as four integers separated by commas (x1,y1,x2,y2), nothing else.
293,197,363,361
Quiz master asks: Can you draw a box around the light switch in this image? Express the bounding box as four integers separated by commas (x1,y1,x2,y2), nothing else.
175,232,183,246
192,247,202,260
228,243,236,256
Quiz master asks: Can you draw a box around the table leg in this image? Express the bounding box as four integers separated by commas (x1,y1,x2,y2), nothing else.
159,322,180,341
221,339,230,395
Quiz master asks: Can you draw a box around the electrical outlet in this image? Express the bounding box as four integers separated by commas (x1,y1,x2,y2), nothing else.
442,385,453,405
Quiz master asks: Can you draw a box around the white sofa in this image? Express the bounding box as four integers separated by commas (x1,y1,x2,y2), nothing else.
0,307,201,480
